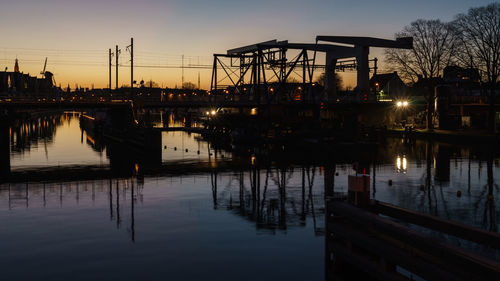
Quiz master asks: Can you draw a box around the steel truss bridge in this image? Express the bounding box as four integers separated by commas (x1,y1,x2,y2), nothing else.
210,36,412,104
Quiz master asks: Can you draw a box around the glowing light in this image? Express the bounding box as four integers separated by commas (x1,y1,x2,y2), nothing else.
396,100,409,107
210,110,216,115
396,155,408,173
250,108,257,116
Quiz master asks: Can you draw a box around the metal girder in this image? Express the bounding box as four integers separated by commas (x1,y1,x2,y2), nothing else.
227,40,358,59
227,40,279,55
265,42,353,52
214,53,253,58
316,36,413,49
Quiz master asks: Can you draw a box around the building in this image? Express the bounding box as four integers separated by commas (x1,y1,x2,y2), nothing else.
370,72,407,100
0,60,55,96
443,65,480,84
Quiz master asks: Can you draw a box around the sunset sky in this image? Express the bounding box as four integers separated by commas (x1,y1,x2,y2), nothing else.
0,0,494,89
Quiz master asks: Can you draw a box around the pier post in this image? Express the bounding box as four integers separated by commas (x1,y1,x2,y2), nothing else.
0,121,10,177
324,164,336,197
347,174,370,207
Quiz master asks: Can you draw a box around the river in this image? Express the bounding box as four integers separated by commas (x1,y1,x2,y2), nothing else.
0,112,498,280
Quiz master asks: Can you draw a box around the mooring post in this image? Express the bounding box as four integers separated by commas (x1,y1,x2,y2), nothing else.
0,120,10,177
347,172,370,208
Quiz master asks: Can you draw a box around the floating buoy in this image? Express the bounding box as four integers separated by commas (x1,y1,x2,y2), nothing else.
197,150,200,154
388,179,393,186
174,147,177,151
185,149,188,152
419,184,425,191
457,190,462,197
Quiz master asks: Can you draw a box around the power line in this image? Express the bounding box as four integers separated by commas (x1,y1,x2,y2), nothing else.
0,46,105,52
131,65,213,69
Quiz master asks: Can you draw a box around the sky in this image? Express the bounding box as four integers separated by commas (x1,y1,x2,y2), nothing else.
0,0,495,89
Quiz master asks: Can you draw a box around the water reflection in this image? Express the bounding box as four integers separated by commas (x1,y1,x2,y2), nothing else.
1,113,500,280
210,167,325,234
1,160,498,280
8,113,108,169
396,155,407,173
0,178,143,242
2,113,500,231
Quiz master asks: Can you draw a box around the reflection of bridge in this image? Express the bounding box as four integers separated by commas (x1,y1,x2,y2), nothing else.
0,166,330,239
210,166,328,234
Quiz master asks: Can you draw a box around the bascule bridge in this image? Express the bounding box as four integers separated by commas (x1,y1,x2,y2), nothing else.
210,36,412,104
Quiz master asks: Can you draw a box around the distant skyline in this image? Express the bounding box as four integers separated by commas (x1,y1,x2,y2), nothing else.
0,0,495,89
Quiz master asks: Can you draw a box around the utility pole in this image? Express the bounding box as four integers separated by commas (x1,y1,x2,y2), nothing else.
181,54,184,88
126,38,133,91
109,48,113,91
116,45,120,89
131,38,133,91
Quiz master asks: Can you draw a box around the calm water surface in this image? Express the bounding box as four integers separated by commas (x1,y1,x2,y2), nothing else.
1,113,499,280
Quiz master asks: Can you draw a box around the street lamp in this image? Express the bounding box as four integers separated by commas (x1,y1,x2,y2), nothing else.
396,100,409,108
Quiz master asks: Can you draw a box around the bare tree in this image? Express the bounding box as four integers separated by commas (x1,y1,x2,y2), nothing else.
146,80,159,88
182,82,196,90
385,19,457,83
453,3,500,132
385,19,457,130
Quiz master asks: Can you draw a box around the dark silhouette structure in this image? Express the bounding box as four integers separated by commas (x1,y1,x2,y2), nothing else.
210,36,412,104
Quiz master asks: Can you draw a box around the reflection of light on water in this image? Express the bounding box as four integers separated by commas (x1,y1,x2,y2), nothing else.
396,155,407,173
86,134,96,145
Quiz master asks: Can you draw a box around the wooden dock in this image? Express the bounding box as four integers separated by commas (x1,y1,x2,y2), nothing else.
326,199,500,281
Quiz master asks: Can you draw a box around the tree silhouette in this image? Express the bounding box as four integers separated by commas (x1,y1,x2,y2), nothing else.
452,3,500,132
386,19,457,130
182,82,196,90
385,19,456,84
315,72,343,91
